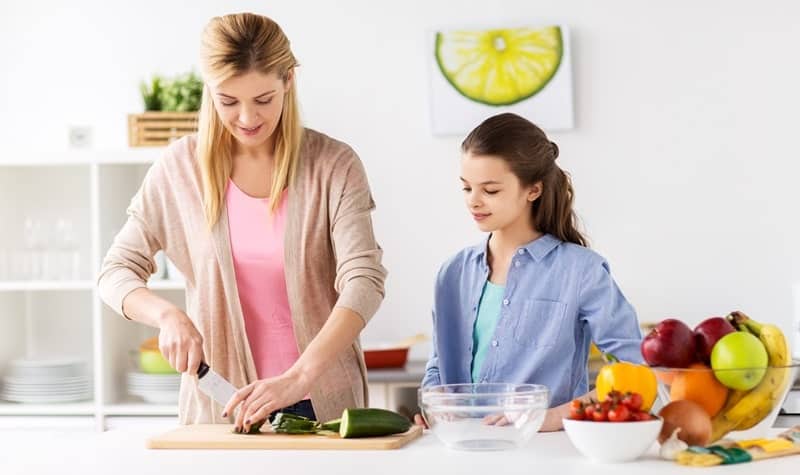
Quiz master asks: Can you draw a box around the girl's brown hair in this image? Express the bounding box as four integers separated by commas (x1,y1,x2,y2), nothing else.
461,113,588,247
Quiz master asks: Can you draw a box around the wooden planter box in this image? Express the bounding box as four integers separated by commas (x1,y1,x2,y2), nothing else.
128,112,199,147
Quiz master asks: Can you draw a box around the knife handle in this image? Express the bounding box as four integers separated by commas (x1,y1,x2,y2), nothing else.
197,361,210,378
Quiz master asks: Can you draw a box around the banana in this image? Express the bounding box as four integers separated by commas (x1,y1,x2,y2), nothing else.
709,389,749,442
730,366,787,430
708,311,790,442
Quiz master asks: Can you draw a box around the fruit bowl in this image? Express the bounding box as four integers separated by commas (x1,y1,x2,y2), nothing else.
419,383,549,451
652,360,799,442
638,311,798,443
563,417,663,463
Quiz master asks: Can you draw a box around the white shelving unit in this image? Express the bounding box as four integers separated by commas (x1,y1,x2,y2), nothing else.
0,148,184,430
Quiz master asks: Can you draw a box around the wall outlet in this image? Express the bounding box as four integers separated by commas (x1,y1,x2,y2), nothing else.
68,126,92,148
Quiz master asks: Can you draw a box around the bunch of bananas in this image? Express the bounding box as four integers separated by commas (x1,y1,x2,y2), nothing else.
709,311,792,442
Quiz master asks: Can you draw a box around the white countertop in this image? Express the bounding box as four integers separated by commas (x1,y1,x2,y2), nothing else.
1,417,799,475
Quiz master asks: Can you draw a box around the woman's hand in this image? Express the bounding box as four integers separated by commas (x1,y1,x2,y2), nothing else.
157,308,205,374
222,370,312,433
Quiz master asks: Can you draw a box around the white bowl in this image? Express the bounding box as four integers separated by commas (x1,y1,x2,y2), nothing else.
420,383,549,451
563,417,663,463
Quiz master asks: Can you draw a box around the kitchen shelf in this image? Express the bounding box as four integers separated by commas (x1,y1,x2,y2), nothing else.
102,401,178,417
0,148,162,166
0,148,187,431
0,281,95,292
0,401,96,416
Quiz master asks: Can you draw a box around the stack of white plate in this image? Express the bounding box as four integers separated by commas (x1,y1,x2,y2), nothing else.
1,358,91,403
127,371,180,404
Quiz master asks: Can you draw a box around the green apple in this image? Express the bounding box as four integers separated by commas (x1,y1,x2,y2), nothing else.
139,350,178,374
710,331,767,390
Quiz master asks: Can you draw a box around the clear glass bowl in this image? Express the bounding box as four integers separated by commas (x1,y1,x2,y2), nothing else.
651,359,799,441
419,383,549,451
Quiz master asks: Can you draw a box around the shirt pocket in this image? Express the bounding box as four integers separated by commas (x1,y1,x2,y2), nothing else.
512,299,568,350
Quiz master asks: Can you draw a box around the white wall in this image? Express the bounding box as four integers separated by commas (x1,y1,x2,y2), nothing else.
2,0,800,359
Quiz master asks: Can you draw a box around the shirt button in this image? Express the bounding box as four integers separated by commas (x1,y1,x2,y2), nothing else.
503,299,509,305
514,260,521,267
517,249,524,255
491,340,498,347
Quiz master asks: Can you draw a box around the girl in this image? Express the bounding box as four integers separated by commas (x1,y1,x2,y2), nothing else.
98,13,386,433
418,113,642,431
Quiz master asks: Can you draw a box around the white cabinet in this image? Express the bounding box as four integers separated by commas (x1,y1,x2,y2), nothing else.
0,149,183,429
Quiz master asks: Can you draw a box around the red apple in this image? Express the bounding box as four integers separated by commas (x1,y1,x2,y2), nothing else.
641,318,696,368
694,317,736,365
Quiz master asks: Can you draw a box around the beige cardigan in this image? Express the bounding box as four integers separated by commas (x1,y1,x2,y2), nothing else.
98,129,387,423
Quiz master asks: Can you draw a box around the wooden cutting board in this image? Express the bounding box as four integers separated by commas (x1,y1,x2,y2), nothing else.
146,424,423,450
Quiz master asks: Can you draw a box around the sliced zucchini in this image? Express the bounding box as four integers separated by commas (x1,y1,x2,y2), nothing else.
320,418,341,432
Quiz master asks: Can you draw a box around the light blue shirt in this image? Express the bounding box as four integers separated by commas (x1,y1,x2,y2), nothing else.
422,234,643,407
471,281,505,383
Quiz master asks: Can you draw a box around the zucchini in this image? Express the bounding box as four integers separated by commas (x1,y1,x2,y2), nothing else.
272,412,310,424
233,419,266,434
339,408,411,438
254,409,410,438
271,412,318,434
320,418,341,432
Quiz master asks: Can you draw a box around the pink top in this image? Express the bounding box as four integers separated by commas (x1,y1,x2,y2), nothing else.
226,179,301,381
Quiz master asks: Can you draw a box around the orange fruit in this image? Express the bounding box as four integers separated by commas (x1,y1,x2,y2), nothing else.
655,368,677,385
669,363,729,417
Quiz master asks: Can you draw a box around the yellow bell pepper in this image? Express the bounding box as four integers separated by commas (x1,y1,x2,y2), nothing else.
595,353,658,411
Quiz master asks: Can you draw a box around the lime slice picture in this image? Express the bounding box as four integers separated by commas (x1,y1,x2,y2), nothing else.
435,27,563,106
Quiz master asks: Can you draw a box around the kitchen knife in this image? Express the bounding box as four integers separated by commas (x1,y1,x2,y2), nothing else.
197,361,238,407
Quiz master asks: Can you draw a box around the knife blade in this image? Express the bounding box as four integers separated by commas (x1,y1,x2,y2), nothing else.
197,361,238,407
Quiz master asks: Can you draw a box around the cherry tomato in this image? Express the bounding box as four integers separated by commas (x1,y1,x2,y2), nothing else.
608,404,631,422
592,404,608,422
569,407,585,420
568,400,585,420
621,392,643,411
606,389,623,404
633,411,653,421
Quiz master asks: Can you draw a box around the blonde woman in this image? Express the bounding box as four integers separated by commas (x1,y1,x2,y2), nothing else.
98,13,386,432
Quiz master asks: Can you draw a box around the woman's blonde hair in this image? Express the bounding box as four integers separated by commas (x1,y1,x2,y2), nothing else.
197,12,302,225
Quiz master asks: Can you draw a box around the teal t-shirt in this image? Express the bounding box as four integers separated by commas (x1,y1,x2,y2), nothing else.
471,281,505,383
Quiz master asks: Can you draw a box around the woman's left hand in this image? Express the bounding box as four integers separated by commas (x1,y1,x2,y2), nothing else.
222,370,311,433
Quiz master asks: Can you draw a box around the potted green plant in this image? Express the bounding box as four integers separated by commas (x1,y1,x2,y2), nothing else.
129,71,202,147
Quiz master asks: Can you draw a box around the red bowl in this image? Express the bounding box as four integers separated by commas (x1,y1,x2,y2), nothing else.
363,347,409,369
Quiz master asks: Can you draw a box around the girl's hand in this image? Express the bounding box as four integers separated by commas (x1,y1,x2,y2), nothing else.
539,407,566,432
222,370,312,433
157,309,204,374
413,413,428,428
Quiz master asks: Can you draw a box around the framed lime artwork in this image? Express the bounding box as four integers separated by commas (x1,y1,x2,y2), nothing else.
429,25,574,135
